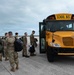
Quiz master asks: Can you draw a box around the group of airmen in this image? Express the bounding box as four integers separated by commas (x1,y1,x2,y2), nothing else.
0,30,37,72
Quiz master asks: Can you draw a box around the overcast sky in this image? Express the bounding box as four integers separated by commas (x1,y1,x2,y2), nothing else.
0,0,74,35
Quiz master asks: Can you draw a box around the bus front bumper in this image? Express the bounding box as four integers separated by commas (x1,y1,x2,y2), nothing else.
49,46,74,56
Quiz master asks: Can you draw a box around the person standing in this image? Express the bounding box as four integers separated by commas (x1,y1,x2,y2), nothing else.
22,32,29,57
15,32,19,39
4,33,9,61
0,38,4,61
30,30,36,56
6,31,19,72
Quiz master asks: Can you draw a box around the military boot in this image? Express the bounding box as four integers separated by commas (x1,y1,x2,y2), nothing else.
16,63,19,70
0,54,2,61
10,67,15,72
5,57,9,61
30,53,36,56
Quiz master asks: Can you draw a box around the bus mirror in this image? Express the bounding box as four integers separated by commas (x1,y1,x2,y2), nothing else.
43,19,46,25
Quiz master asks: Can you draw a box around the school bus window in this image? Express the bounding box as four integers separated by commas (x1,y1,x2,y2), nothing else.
46,22,52,31
41,25,44,31
46,21,74,32
66,24,72,28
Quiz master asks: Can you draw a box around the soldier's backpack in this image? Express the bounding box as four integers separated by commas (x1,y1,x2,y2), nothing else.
14,38,23,52
29,45,35,53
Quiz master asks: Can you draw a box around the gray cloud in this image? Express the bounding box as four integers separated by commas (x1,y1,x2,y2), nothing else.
0,0,74,35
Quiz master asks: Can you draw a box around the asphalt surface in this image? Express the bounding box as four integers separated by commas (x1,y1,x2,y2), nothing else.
0,44,74,75
0,37,74,75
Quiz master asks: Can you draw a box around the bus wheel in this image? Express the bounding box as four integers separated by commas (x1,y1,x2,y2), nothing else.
46,48,54,62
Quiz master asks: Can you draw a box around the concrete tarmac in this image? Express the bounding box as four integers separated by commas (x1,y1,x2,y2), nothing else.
0,43,74,75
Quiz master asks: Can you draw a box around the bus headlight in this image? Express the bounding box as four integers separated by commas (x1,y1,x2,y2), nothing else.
50,43,61,47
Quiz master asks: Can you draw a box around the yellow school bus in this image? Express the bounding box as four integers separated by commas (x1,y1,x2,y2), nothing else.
39,13,74,62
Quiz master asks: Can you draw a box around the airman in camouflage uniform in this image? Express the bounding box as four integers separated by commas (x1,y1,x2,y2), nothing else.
22,32,29,57
15,32,19,39
30,30,36,56
3,33,9,61
6,31,19,72
0,38,4,61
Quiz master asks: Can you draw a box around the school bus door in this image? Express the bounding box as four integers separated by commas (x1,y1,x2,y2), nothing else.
39,22,46,53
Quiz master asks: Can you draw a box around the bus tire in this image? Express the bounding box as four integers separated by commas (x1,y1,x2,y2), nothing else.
46,47,54,62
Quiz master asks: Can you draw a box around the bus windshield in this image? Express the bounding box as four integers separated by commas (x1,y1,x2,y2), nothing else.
46,21,74,32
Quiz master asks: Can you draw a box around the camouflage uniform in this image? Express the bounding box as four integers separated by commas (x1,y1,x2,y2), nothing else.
15,35,18,39
22,36,27,56
0,38,3,61
3,37,9,60
30,34,35,45
30,34,37,47
6,36,19,70
30,34,36,56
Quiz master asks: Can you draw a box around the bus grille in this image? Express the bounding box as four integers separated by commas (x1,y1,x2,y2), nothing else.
63,37,73,46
